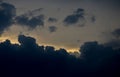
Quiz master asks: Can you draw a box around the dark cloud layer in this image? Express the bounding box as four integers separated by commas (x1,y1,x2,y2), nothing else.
0,2,16,35
48,26,57,33
63,8,85,26
112,29,120,38
0,2,44,35
48,17,57,23
64,14,84,25
14,6,44,29
64,8,96,26
104,40,120,49
74,8,84,14
104,28,120,49
18,35,37,47
15,15,44,28
0,35,120,77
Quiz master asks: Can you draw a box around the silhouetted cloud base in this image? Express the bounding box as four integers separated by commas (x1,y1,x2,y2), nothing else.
0,35,120,77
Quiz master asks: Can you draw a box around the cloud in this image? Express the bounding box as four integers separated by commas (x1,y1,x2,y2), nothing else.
27,8,43,16
15,15,44,28
28,15,44,28
0,2,44,35
0,2,16,35
104,28,120,49
80,41,120,73
15,15,29,25
63,8,96,26
0,35,119,77
48,17,57,23
63,8,85,26
64,14,83,25
14,7,44,29
18,35,37,47
48,26,57,33
74,8,84,14
103,28,120,49
69,52,80,57
104,39,120,49
45,46,55,52
91,15,96,23
112,28,120,38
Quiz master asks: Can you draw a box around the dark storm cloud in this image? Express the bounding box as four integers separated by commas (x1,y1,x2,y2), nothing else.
0,35,120,77
104,28,120,49
45,46,55,52
104,40,120,49
15,15,44,28
48,26,57,33
48,17,57,23
69,52,80,57
63,8,85,26
0,2,16,35
80,41,120,74
18,35,37,47
112,28,120,38
80,41,113,59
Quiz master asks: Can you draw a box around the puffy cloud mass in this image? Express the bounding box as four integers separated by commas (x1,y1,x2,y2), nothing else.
18,35,37,47
0,35,119,77
112,28,120,38
74,8,84,14
48,17,57,23
0,2,45,35
104,39,120,49
63,8,96,27
63,8,85,26
15,15,44,28
48,26,57,33
0,2,44,35
104,28,120,49
0,2,16,35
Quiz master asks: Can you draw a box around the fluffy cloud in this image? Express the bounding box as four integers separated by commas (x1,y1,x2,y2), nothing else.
63,8,96,27
104,29,120,49
0,2,16,35
0,2,44,35
15,15,44,28
0,35,119,77
74,8,84,14
48,26,57,33
63,8,85,26
112,28,120,38
104,39,120,49
48,17,57,23
80,41,120,74
18,35,37,47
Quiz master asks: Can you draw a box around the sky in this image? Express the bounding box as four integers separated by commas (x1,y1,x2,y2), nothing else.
0,0,120,52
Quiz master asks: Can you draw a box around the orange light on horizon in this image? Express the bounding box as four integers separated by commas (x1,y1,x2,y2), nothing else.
0,37,79,52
